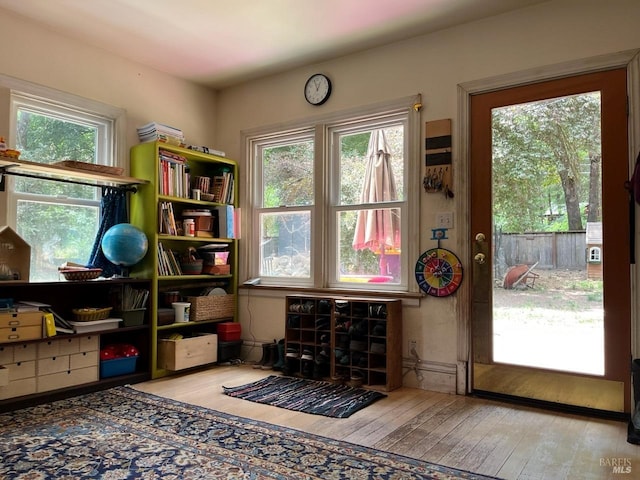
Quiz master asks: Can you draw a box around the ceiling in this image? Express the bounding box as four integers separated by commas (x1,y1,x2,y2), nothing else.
0,0,547,88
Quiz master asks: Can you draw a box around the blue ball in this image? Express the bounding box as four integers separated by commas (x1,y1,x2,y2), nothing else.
101,223,148,267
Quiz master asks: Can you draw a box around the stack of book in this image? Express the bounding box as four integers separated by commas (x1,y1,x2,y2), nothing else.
157,242,183,276
159,202,178,235
211,170,234,204
158,149,190,198
137,122,185,146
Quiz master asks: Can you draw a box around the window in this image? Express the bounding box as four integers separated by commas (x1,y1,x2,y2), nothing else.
7,91,119,281
589,246,601,263
246,99,419,292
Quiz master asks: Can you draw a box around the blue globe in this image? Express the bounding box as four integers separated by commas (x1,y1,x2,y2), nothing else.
101,223,148,267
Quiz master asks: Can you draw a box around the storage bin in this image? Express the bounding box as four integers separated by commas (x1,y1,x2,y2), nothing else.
218,339,243,362
69,318,121,333
100,356,138,378
187,294,235,321
157,308,175,326
158,333,217,371
118,308,146,327
217,322,241,341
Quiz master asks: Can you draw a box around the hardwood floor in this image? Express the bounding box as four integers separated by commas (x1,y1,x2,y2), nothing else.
133,365,638,480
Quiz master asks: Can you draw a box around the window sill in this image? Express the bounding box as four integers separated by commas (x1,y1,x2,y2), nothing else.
239,284,422,306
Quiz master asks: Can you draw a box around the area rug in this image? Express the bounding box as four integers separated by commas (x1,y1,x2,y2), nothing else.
222,374,386,418
0,386,501,480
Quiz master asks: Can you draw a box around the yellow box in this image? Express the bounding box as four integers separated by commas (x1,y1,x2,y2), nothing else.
158,333,217,371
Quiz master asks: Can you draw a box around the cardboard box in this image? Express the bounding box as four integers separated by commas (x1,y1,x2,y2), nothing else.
217,322,241,341
158,333,217,371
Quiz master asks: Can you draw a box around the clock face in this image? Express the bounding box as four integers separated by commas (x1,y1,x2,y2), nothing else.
304,74,331,106
415,247,463,297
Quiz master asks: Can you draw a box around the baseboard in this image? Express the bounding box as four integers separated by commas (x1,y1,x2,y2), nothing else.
402,358,457,394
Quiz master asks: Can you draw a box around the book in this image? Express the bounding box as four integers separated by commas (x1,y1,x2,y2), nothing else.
215,205,235,239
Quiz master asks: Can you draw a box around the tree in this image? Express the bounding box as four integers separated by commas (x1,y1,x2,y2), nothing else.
492,92,601,233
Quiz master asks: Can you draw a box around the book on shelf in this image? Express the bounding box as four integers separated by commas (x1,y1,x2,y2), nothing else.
158,150,190,198
159,202,178,235
157,242,183,276
211,170,234,204
215,205,236,239
187,145,226,157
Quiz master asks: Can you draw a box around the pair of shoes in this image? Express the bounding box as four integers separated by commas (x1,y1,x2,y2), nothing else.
253,341,277,370
301,348,314,361
272,339,285,371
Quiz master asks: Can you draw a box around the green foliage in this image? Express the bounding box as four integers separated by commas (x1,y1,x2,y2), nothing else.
492,93,601,233
13,108,100,280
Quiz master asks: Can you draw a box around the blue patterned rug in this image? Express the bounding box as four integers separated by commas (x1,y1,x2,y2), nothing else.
0,386,501,479
223,374,386,418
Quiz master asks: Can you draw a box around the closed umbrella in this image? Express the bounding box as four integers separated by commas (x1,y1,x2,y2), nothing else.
352,130,400,274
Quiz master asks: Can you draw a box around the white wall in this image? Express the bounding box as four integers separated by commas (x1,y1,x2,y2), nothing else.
214,0,640,391
0,8,218,155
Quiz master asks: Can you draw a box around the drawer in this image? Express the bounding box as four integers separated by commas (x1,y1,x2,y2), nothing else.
37,366,98,392
38,355,70,376
0,377,36,400
0,345,12,364
8,360,36,380
57,337,81,355
158,333,217,371
70,350,98,370
79,335,99,352
0,311,43,328
14,343,37,362
0,365,8,386
0,325,42,343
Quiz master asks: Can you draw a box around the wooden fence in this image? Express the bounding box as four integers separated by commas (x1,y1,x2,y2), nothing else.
495,231,586,271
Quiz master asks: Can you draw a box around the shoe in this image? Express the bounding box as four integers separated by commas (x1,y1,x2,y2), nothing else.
370,341,386,354
301,348,314,361
253,342,273,369
261,342,278,370
272,339,286,371
286,346,299,358
287,315,300,328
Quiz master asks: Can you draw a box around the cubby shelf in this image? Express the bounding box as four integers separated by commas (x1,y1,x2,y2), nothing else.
284,294,402,391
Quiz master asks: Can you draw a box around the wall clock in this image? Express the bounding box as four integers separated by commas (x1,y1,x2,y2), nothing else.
304,73,332,106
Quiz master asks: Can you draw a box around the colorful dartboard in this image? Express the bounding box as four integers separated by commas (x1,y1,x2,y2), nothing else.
415,247,463,297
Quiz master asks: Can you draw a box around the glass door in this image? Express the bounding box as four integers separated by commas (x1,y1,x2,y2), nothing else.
470,69,631,414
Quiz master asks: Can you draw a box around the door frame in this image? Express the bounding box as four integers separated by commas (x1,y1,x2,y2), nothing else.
454,49,640,402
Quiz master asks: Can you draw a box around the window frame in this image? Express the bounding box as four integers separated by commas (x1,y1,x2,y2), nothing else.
243,96,420,293
1,77,125,281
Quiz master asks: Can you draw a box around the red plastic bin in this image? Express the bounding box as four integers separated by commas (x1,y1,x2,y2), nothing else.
217,322,241,341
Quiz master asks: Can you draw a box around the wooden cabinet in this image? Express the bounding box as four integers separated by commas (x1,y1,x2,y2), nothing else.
129,142,238,378
0,278,152,411
284,295,402,391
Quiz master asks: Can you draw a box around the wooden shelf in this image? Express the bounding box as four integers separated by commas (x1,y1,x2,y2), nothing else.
0,157,148,188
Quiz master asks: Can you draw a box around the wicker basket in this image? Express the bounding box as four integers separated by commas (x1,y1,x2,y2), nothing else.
187,294,235,322
72,307,112,322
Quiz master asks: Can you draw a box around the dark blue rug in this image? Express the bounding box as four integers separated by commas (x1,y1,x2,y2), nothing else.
223,374,386,418
0,386,501,479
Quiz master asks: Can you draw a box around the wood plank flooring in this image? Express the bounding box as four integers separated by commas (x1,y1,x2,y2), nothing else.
133,365,639,480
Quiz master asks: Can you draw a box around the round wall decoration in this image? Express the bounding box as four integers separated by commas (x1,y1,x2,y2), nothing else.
415,247,463,297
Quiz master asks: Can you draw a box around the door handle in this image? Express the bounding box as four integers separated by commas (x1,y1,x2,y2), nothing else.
475,233,486,243
474,253,486,264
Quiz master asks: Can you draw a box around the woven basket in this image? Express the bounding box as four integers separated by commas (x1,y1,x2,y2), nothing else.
72,307,112,322
187,294,235,322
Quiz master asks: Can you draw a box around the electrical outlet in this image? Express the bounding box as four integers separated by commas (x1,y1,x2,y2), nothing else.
408,339,418,354
436,212,454,229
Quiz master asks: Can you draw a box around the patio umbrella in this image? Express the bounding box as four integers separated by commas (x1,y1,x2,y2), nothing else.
352,130,400,269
